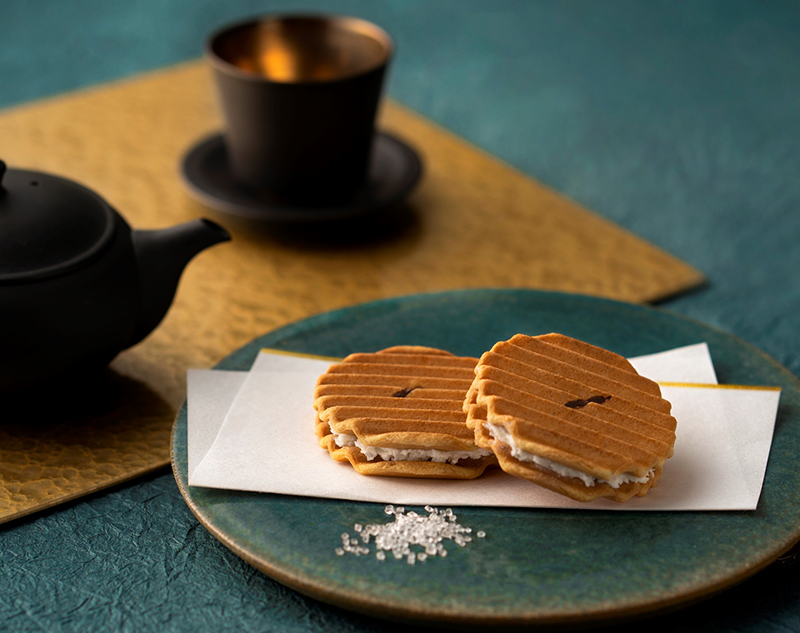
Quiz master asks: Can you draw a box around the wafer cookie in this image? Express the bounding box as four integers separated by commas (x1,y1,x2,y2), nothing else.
465,333,677,501
315,346,496,478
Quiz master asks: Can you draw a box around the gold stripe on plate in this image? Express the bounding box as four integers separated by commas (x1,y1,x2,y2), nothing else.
260,348,343,362
658,382,781,391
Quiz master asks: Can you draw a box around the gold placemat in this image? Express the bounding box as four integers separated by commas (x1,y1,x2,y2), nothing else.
0,61,703,524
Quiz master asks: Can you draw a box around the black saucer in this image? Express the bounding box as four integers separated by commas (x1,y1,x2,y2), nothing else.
179,132,422,224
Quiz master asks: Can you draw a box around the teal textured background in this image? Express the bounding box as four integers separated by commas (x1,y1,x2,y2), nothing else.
2,1,800,631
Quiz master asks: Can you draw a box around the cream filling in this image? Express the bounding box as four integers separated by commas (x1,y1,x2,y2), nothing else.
329,423,491,464
485,422,653,489
332,429,357,448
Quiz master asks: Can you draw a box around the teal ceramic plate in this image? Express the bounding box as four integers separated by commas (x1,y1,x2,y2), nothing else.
171,290,800,628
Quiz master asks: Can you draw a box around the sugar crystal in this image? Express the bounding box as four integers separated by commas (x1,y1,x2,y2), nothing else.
334,506,484,563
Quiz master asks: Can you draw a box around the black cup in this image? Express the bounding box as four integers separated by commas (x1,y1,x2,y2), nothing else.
206,14,393,204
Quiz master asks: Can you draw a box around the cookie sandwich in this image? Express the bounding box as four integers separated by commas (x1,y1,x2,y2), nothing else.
465,333,677,502
315,346,496,478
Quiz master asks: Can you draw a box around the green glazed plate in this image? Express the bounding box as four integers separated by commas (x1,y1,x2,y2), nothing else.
171,289,800,628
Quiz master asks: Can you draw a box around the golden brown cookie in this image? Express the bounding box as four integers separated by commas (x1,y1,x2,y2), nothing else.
314,346,496,478
465,333,677,502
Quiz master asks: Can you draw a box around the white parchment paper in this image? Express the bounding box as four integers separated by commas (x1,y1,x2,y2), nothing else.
187,344,780,510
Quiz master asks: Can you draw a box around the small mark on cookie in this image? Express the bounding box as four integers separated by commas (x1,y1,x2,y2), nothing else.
565,395,611,409
392,386,421,398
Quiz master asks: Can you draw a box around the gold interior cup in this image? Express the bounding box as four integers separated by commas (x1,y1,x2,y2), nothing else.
206,14,393,201
209,15,393,83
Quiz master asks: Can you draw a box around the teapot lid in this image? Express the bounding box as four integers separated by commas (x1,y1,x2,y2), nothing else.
0,161,117,284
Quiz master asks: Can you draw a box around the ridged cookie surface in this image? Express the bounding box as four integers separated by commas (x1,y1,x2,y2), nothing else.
314,346,496,479
465,333,677,502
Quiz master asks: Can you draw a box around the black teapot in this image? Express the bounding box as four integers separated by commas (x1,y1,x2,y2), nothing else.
0,160,231,392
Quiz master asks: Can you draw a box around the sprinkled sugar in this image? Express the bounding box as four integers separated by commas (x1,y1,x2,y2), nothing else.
335,505,486,564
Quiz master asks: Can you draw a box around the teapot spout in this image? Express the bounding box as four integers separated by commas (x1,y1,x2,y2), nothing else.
129,218,230,347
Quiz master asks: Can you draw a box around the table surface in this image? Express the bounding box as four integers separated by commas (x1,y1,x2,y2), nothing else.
3,1,800,631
